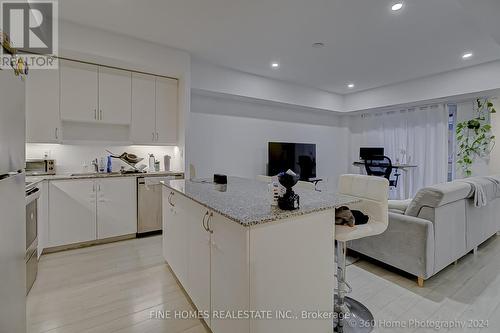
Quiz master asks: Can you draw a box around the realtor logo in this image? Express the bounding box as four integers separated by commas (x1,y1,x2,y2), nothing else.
1,0,58,69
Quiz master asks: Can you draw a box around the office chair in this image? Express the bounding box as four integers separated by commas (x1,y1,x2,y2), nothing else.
364,156,400,187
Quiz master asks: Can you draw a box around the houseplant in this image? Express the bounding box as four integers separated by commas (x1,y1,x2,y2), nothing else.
456,98,496,177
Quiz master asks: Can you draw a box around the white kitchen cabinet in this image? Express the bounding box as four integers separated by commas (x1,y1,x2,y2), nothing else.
98,67,132,125
155,77,178,144
210,212,249,333
96,177,137,239
48,179,97,247
37,181,49,257
26,69,61,143
162,188,188,285
131,73,156,143
185,198,211,325
60,60,99,123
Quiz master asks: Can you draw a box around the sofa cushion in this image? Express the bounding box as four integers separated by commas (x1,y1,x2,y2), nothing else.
405,182,472,217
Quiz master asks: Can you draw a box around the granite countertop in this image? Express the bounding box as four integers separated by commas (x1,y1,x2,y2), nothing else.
26,171,184,185
162,177,359,226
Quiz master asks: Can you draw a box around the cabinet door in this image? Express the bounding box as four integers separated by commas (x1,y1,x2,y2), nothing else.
97,177,137,239
48,180,97,247
98,67,132,125
210,213,250,333
185,200,211,324
60,60,98,123
131,73,156,143
155,77,178,144
26,69,61,143
37,181,49,257
162,189,189,285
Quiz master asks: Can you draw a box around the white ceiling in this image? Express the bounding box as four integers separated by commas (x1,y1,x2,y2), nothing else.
59,0,500,94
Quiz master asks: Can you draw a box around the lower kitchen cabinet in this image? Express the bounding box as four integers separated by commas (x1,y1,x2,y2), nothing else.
162,188,188,286
210,212,249,333
162,188,249,333
48,179,97,247
96,178,136,239
48,177,137,248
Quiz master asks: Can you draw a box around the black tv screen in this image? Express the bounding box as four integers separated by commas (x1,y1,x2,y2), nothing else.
268,142,316,181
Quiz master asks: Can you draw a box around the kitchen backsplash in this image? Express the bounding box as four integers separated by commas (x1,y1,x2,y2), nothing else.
26,144,182,174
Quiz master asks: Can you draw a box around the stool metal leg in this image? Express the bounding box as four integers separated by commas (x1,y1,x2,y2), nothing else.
334,241,374,333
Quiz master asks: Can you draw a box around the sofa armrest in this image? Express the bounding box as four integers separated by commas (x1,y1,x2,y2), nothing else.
348,212,435,279
388,199,412,212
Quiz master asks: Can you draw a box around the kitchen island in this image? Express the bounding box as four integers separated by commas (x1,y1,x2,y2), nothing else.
161,177,358,333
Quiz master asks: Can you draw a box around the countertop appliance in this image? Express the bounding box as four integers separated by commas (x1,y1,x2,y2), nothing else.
26,159,56,176
25,183,40,294
137,175,183,235
0,69,27,331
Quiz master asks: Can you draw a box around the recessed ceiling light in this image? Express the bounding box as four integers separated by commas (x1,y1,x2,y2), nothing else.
312,42,325,48
271,62,280,69
347,83,355,89
462,52,473,59
391,2,404,11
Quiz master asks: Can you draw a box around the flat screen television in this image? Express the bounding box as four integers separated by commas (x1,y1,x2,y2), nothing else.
268,142,316,181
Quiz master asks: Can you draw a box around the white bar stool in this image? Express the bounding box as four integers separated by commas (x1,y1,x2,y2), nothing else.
334,174,389,333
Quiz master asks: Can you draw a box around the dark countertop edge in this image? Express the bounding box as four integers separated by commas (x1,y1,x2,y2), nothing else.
161,181,358,227
26,171,184,183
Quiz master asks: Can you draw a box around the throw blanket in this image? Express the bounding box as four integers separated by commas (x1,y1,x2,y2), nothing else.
461,179,487,207
457,176,500,207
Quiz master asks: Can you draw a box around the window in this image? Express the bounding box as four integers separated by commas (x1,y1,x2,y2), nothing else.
447,104,457,181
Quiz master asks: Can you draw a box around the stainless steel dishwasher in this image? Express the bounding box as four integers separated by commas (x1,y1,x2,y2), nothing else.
137,175,182,236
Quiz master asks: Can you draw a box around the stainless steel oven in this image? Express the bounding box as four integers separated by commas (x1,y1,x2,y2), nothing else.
25,184,40,294
26,159,55,176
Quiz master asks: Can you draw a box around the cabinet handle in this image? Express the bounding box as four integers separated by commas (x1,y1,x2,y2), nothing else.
94,109,97,120
156,132,159,141
202,211,209,231
152,132,155,141
55,127,58,139
98,183,101,191
92,183,96,192
168,192,175,207
207,212,214,234
100,110,103,120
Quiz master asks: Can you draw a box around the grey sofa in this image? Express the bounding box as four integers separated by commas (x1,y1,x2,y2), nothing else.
348,176,500,286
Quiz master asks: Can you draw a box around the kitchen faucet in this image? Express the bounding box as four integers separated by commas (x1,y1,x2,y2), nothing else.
91,158,99,172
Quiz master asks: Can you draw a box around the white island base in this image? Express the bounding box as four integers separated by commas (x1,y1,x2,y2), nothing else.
162,178,357,333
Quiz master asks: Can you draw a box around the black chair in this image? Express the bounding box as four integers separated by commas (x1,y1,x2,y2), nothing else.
364,156,400,187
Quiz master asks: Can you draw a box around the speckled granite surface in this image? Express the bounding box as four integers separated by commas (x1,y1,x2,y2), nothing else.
26,171,184,185
162,177,359,226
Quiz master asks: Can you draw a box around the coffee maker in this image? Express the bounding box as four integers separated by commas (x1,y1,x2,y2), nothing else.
277,171,300,210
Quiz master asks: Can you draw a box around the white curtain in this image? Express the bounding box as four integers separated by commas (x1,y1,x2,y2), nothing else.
349,105,449,199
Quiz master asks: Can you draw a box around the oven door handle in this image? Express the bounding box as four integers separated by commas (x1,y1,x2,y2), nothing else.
26,187,41,205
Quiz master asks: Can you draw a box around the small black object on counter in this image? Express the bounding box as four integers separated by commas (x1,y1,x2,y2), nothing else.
277,172,300,210
213,174,228,184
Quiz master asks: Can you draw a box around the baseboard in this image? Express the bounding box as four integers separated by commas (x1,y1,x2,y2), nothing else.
42,234,136,254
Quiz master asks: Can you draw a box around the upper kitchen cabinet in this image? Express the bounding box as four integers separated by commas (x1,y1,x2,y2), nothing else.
131,73,156,143
155,77,178,145
26,69,61,143
98,67,132,125
60,60,99,123
131,74,179,145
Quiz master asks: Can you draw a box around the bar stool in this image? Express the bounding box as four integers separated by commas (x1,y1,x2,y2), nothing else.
334,174,389,333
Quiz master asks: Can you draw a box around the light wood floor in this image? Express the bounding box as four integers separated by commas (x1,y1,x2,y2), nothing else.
28,234,500,333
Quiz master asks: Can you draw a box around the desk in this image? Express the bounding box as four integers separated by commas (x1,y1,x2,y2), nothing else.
353,161,418,199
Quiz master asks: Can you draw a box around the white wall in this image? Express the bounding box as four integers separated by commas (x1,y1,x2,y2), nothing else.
59,20,190,171
344,60,500,112
26,144,181,174
191,60,344,113
188,93,349,191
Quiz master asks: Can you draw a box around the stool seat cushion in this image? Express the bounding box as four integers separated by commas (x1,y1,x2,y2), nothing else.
335,222,387,242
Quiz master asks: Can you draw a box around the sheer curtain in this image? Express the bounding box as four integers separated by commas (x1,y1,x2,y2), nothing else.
349,104,449,199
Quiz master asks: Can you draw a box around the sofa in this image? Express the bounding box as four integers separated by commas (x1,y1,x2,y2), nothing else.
348,175,500,286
